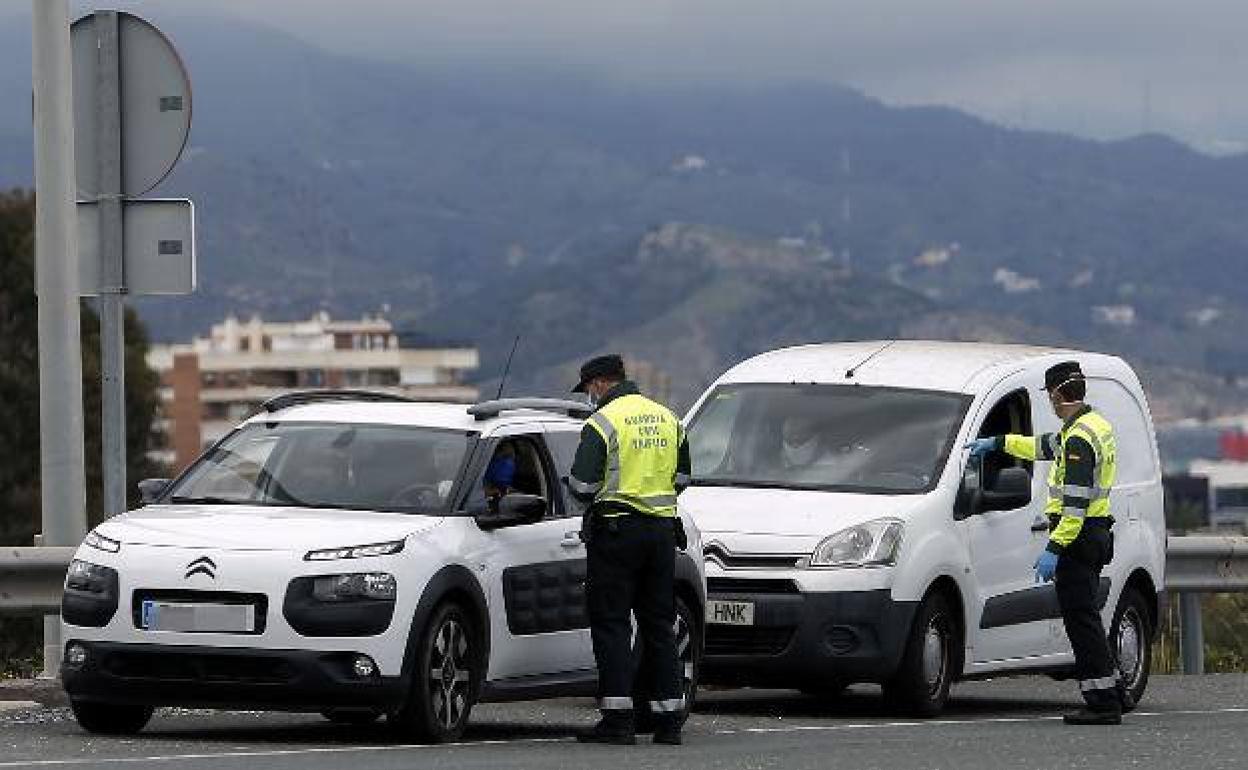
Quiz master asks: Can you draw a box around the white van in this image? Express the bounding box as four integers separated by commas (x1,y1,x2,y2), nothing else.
682,341,1164,715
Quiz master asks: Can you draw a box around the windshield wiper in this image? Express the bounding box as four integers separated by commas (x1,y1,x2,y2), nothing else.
169,495,251,505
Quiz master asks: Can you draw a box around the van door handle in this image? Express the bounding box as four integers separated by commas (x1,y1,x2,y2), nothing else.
561,532,584,548
1030,518,1050,532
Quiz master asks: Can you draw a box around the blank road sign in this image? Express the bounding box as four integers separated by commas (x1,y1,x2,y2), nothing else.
71,12,192,198
76,199,196,296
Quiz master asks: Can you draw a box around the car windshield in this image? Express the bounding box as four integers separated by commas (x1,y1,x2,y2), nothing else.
164,422,476,513
687,383,970,494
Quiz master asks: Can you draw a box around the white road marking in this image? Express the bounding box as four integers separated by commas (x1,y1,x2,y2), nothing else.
2,707,1247,767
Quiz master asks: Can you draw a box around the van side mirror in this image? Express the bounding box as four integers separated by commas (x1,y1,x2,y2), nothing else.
137,478,170,504
954,458,983,520
475,493,547,530
980,467,1032,512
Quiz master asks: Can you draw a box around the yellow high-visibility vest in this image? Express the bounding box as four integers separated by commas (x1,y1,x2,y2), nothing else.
1004,409,1116,547
585,394,682,517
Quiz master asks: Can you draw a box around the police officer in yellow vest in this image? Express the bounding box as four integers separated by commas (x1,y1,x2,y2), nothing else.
967,361,1130,725
567,355,691,745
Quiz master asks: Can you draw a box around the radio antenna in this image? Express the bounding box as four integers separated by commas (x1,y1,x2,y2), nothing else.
496,336,521,400
845,340,897,379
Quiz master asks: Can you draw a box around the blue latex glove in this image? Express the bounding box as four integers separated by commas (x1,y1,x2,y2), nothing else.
1034,550,1059,583
964,437,998,458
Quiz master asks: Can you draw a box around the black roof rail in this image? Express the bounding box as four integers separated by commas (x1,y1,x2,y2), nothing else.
467,398,594,421
260,389,418,413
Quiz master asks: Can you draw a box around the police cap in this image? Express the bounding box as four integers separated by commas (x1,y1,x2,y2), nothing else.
572,354,626,393
1043,360,1084,392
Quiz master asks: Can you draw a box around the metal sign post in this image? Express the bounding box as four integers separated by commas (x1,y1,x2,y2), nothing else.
31,0,88,681
95,10,127,518
70,10,194,518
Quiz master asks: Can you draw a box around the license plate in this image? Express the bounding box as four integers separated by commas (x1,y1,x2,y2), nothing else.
706,599,755,626
141,600,256,633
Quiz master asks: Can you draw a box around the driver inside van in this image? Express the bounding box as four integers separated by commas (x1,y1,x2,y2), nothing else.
780,414,825,469
482,443,517,508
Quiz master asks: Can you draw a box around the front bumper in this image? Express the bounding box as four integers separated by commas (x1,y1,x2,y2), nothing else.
701,584,918,687
61,641,406,712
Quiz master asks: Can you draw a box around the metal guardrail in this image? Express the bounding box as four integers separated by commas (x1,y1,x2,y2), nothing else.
0,547,76,613
1,538,1245,674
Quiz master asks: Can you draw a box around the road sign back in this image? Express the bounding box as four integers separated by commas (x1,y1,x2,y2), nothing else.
71,12,192,198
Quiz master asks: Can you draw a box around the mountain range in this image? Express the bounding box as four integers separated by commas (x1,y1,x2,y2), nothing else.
2,15,1247,416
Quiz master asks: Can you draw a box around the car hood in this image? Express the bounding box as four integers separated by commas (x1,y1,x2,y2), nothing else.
94,504,444,553
680,485,927,553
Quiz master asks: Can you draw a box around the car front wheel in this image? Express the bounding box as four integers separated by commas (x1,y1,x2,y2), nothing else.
390,602,479,742
883,593,958,717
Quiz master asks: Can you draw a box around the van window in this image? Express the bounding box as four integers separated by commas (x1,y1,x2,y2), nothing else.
687,383,971,494
1085,378,1159,486
975,389,1034,483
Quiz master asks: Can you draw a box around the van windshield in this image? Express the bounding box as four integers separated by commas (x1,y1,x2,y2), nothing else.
687,383,970,494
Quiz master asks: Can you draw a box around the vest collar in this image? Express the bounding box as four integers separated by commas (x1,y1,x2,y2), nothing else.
1062,404,1093,432
595,380,640,411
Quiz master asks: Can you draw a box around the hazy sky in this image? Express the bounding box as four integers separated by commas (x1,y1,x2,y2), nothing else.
14,0,1248,153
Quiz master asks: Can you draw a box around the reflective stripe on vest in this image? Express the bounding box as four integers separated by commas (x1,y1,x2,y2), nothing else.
585,394,682,517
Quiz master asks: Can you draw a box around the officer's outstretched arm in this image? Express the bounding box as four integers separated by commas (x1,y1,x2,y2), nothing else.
1003,432,1060,462
1046,435,1096,554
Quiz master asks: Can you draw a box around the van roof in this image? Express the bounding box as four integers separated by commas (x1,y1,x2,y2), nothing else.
718,340,1123,394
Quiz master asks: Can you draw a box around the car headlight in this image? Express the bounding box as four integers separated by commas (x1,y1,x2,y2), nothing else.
311,573,397,602
304,540,405,561
65,559,118,592
84,530,120,553
807,518,904,568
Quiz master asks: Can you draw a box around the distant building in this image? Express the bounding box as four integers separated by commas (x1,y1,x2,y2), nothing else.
147,312,479,471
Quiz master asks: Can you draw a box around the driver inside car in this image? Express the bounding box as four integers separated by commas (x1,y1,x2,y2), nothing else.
482,443,517,510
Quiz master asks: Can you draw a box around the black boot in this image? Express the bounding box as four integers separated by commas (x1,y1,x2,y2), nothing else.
576,711,636,745
652,713,683,746
1117,682,1136,713
1063,706,1122,726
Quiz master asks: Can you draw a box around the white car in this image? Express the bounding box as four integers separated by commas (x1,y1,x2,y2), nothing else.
682,342,1164,715
60,393,706,741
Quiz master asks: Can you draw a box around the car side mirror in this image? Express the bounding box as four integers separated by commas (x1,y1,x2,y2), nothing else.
475,493,546,531
137,478,170,504
980,467,1032,513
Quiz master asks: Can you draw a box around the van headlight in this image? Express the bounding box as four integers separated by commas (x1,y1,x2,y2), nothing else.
807,518,904,568
66,559,118,592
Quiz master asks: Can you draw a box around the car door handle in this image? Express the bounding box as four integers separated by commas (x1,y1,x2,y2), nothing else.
1031,518,1050,532
561,532,584,548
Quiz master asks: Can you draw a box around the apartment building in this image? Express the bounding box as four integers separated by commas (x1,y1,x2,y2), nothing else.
147,312,479,471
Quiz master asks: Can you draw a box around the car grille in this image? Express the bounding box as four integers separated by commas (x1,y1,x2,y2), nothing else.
706,625,796,656
101,649,296,684
703,544,803,571
707,577,800,595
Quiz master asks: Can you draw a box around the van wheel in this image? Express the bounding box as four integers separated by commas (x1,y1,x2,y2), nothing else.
883,593,957,717
1110,588,1152,711
633,595,702,732
70,700,153,735
390,602,479,742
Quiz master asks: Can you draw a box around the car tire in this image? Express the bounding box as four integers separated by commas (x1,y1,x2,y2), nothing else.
632,595,702,732
883,593,957,717
1109,587,1152,711
70,700,153,735
321,708,383,725
389,602,480,743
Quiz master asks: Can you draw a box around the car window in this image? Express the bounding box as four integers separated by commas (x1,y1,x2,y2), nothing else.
166,422,475,513
975,388,1034,489
465,435,565,519
545,428,584,519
